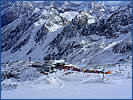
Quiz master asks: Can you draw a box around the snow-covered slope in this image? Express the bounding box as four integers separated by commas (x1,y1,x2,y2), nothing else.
1,1,132,67
1,60,132,99
2,79,132,99
1,1,132,99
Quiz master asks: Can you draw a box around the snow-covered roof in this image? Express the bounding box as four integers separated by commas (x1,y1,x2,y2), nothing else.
64,64,76,67
53,60,65,64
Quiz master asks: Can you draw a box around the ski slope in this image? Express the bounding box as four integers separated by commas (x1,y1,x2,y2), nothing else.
1,60,132,99
1,77,132,99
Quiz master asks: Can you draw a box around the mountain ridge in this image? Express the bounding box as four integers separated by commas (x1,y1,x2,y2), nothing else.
1,1,132,67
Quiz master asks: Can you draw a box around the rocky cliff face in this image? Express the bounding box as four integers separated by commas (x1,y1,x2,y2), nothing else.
1,1,132,66
47,3,132,65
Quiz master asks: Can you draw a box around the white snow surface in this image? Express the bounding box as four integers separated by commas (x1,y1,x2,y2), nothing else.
1,62,132,99
60,11,78,21
2,78,132,99
1,1,132,99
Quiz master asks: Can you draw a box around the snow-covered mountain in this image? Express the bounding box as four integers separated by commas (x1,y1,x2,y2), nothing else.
1,1,132,67
1,2,132,98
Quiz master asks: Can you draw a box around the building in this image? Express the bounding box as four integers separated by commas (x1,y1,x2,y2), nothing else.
53,60,65,69
41,63,55,72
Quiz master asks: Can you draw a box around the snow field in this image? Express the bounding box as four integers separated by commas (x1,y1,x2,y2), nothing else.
1,61,132,99
1,78,132,99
